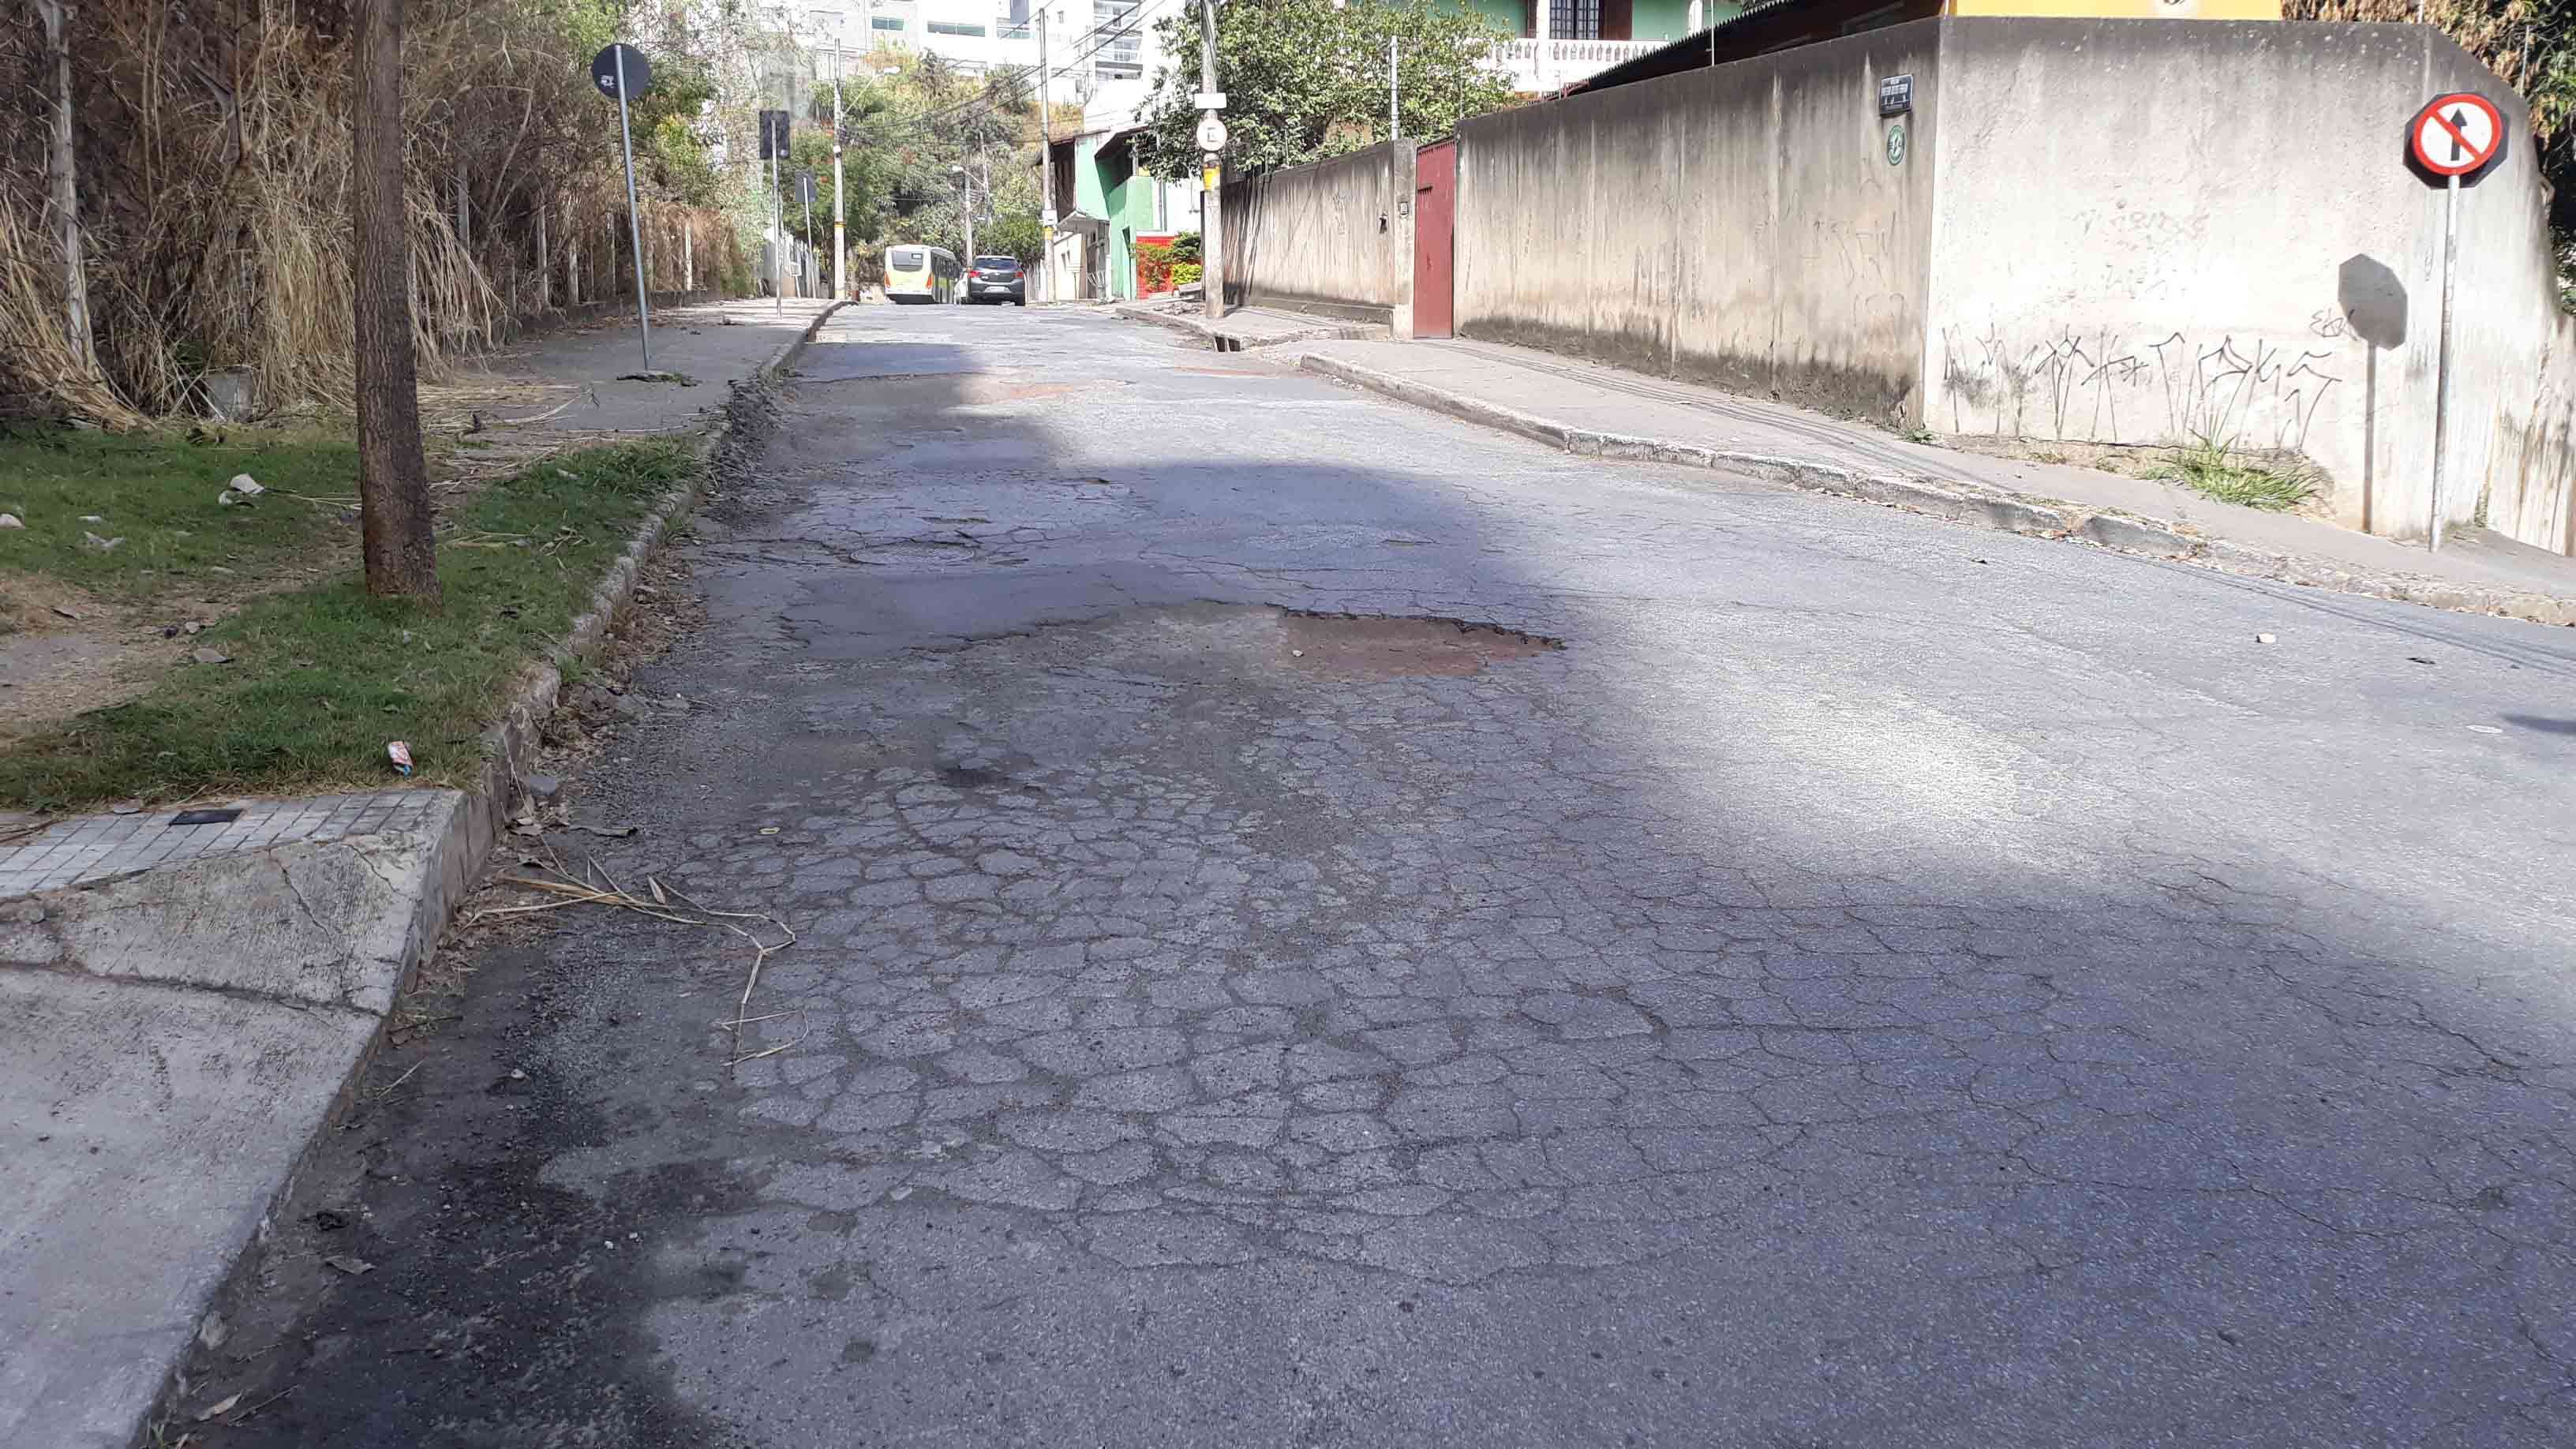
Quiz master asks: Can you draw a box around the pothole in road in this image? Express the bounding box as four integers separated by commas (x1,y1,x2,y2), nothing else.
794,605,1564,737
1276,608,1561,679
851,539,984,566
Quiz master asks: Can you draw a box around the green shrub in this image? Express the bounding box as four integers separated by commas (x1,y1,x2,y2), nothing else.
2148,439,2319,511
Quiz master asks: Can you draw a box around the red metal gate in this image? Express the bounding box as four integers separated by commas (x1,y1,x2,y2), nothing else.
1413,140,1456,340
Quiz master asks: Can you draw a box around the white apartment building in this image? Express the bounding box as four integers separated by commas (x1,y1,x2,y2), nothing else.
798,0,1177,129
784,0,1680,130
796,0,1199,265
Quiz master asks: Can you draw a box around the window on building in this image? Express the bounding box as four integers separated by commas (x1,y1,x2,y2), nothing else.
871,13,905,29
1094,0,1141,77
929,20,987,35
1000,0,1032,38
1550,0,1602,39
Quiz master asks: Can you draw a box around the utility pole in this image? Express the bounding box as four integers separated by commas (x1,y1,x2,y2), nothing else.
768,97,784,316
802,171,818,297
1199,0,1223,320
1389,36,1399,140
954,164,975,266
832,29,846,298
814,10,846,300
1038,10,1055,304
350,0,439,601
33,0,99,384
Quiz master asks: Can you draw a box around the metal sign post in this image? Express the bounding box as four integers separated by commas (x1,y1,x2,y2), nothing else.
2434,168,2460,552
2405,90,2503,552
591,43,655,369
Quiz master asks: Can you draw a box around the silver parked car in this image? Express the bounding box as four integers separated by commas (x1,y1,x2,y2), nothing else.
967,256,1026,305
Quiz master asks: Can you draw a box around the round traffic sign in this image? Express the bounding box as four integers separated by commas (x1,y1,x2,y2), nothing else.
1196,114,1228,152
2409,92,2502,178
591,43,652,102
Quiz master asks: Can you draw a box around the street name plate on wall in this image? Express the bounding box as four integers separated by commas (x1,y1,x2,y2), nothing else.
1878,73,1913,116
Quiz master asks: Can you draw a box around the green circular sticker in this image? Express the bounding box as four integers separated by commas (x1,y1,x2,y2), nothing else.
1885,121,1908,167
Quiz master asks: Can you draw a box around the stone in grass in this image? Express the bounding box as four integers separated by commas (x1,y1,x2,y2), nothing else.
0,513,21,529
190,646,232,665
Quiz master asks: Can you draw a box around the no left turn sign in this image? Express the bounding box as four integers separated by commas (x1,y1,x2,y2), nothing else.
2409,92,2503,179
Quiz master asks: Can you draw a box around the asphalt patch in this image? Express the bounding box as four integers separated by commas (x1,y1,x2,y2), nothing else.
1277,609,1562,680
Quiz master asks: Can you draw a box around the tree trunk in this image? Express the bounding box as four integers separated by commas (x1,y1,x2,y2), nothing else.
350,0,440,602
35,0,100,380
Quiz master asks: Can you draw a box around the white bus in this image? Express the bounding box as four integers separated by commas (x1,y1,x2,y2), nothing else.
883,245,960,304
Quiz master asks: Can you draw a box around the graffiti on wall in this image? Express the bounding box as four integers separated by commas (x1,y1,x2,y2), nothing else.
1940,326,2346,453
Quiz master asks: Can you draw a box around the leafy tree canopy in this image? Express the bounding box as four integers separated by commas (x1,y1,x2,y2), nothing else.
1130,0,1517,179
762,51,1047,264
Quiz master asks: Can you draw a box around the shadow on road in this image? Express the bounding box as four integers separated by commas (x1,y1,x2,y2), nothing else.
183,317,2576,1449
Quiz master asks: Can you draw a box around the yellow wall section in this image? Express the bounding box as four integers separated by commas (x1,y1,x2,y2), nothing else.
1947,0,2281,17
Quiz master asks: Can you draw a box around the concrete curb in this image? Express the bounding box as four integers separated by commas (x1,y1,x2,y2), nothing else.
95,301,845,1449
1114,301,1387,352
463,298,845,899
335,297,848,1154
1299,352,2576,629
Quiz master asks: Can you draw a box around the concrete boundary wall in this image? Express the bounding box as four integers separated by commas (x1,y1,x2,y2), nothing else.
1430,18,2574,553
1455,23,1945,421
1925,19,2570,551
1223,141,1417,333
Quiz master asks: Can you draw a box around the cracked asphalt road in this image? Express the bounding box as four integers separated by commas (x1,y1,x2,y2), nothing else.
200,305,2576,1447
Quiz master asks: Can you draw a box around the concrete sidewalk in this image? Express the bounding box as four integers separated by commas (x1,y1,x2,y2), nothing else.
0,300,837,1449
1114,297,1387,351
1295,337,2576,627
434,298,837,435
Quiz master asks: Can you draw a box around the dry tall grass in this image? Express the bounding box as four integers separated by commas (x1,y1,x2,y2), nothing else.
0,0,742,423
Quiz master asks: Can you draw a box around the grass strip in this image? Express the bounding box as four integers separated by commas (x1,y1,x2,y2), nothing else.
0,423,358,597
0,440,696,812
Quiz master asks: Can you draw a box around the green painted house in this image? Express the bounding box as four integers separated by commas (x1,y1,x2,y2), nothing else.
1044,127,1198,301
